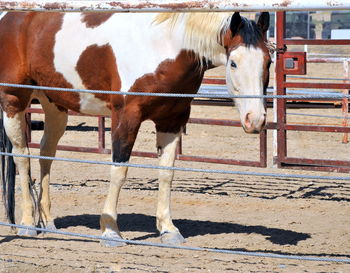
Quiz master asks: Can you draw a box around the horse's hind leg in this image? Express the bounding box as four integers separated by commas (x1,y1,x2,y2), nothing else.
37,93,68,230
3,110,37,236
156,130,185,245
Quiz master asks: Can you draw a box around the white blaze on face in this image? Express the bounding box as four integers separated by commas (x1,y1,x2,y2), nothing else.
226,45,266,133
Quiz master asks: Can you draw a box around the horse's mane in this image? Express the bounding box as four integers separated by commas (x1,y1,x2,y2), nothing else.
154,13,231,65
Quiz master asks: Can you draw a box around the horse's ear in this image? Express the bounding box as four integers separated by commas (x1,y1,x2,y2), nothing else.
229,12,242,37
257,12,270,33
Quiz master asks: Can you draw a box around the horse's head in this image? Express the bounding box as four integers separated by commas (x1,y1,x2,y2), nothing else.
223,12,271,134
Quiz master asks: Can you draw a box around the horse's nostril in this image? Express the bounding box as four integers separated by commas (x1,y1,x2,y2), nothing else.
244,112,253,129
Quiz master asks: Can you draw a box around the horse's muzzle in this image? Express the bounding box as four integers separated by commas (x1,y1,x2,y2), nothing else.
243,112,266,134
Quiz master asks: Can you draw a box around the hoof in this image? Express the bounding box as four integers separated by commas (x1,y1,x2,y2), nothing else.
160,231,185,245
17,226,37,236
100,231,126,247
42,221,57,234
45,221,57,230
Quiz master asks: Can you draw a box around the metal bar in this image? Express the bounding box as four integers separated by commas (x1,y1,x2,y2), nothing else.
28,142,159,158
259,129,267,168
308,58,350,63
28,142,110,154
342,61,349,143
2,0,350,12
28,141,265,167
283,124,350,133
279,163,350,173
202,78,226,85
275,11,287,168
186,117,266,166
176,135,183,158
284,82,350,90
282,157,350,168
177,154,263,167
189,117,241,127
25,112,32,143
285,39,350,45
98,117,106,152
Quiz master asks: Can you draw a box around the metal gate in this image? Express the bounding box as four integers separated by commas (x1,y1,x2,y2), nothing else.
274,11,350,173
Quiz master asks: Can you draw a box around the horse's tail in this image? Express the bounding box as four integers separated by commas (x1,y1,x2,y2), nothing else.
0,110,16,224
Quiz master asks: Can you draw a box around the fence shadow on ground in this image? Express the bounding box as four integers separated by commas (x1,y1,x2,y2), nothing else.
54,213,310,246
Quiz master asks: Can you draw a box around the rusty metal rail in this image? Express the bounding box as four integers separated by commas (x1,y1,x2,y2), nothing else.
1,0,350,12
274,11,350,173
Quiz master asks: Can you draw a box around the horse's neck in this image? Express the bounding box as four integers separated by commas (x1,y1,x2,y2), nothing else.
171,14,227,67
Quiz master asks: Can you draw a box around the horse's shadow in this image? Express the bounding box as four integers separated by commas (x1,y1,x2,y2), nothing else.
55,213,310,246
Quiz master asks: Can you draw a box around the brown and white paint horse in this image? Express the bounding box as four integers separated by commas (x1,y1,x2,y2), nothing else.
0,11,270,245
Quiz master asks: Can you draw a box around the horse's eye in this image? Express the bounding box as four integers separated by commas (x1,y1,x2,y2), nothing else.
230,61,237,69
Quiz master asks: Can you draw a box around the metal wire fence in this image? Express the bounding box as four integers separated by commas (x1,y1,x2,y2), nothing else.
0,82,349,99
0,222,349,263
0,152,349,181
0,78,349,264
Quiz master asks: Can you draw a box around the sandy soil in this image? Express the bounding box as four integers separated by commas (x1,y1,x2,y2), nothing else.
0,45,350,272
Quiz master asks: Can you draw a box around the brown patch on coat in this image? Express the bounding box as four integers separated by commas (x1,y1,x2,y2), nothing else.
25,12,81,112
81,13,113,28
76,44,122,110
0,13,36,117
109,50,206,161
0,12,80,114
121,50,207,134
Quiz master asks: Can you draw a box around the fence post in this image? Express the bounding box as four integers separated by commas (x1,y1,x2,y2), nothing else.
98,117,106,152
342,60,349,144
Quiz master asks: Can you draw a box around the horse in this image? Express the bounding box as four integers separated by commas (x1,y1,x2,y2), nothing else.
0,11,271,246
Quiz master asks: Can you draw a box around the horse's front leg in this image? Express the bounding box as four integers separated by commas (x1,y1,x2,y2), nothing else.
156,130,185,245
100,109,141,247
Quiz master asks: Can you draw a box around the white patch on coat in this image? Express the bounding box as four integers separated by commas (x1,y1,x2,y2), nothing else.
79,93,111,116
0,12,7,21
54,13,185,115
225,46,266,127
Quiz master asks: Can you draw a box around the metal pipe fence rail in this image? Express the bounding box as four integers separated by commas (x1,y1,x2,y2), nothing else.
0,222,349,264
1,0,350,13
2,81,350,171
274,11,350,172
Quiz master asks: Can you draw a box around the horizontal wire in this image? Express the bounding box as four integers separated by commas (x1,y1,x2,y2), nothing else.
0,82,349,99
0,152,349,181
0,222,349,263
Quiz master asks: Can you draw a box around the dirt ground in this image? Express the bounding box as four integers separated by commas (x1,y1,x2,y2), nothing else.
0,46,350,272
